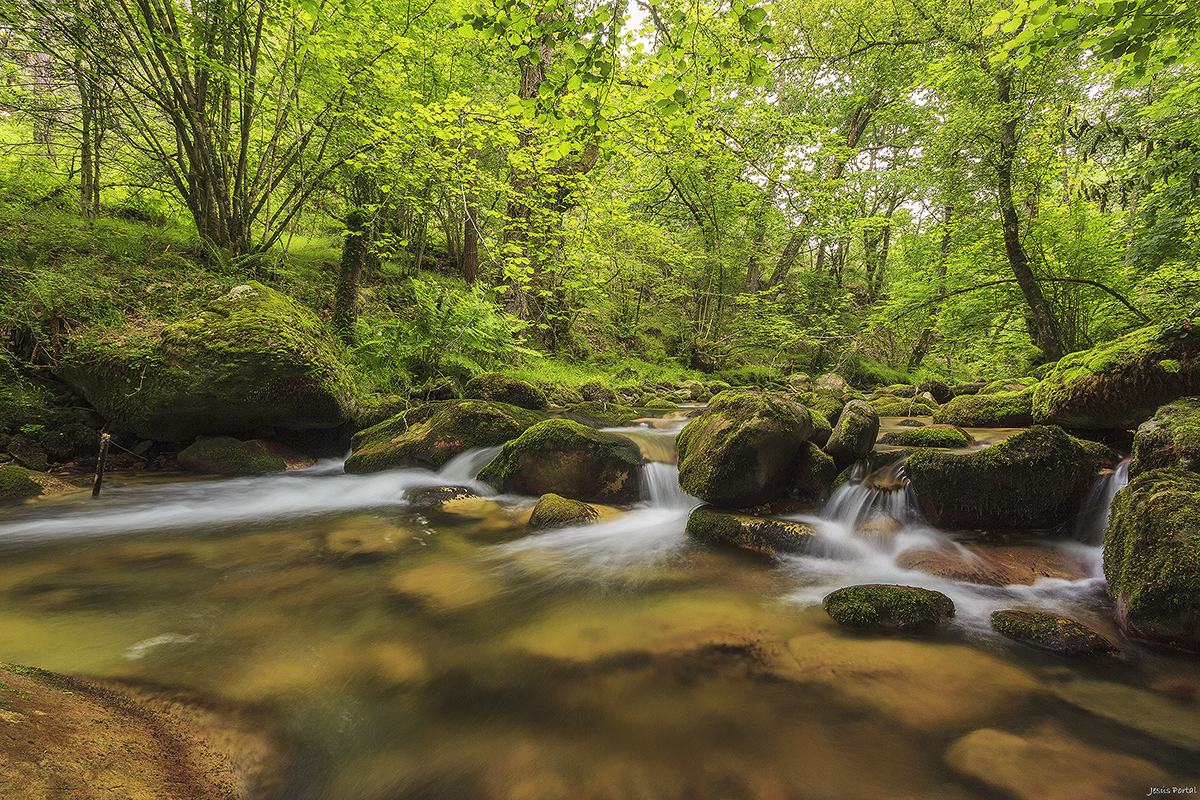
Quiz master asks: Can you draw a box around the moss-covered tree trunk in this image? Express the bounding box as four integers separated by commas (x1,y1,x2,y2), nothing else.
333,209,367,346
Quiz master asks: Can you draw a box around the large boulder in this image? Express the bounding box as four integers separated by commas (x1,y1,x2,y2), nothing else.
462,373,548,410
1103,468,1200,652
1033,321,1200,429
868,394,939,417
57,283,358,441
676,390,815,508
823,399,880,471
1130,397,1200,477
345,400,542,474
934,386,1036,428
477,419,644,504
905,425,1110,530
686,506,824,556
879,424,971,448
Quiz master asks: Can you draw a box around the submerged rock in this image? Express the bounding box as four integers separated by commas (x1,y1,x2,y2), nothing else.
905,425,1109,530
934,386,1036,427
1130,396,1200,477
178,436,287,475
1033,321,1200,429
1103,467,1200,652
528,493,600,529
823,399,880,471
463,373,548,410
686,506,823,557
676,390,815,508
57,282,358,441
990,609,1119,657
822,584,955,632
345,400,542,474
879,424,971,448
477,419,644,504
895,544,1092,587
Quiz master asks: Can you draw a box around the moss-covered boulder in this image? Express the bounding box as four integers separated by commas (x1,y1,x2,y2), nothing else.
798,390,846,426
0,465,76,500
405,485,484,508
990,609,1119,657
528,492,600,529
579,380,619,403
786,372,812,393
57,283,358,441
792,441,838,502
560,401,642,427
676,391,815,508
643,398,679,411
934,386,1036,427
345,400,542,474
1103,468,1200,652
1130,397,1200,477
177,436,287,475
477,419,644,503
816,373,849,392
879,425,971,448
686,506,823,556
905,425,1110,530
823,584,955,631
868,395,940,417
462,373,548,410
1033,322,1200,429
824,399,880,471
806,407,833,448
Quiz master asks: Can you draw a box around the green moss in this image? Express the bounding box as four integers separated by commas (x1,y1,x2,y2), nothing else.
345,400,543,474
792,441,837,501
933,386,1035,427
0,465,42,499
685,506,820,556
463,373,548,410
823,584,955,631
807,407,833,446
905,425,1109,529
989,609,1118,657
560,401,641,427
1103,468,1200,644
1033,322,1200,428
798,390,846,425
1130,398,1200,476
579,380,619,403
528,493,599,529
644,398,679,411
879,426,970,448
177,436,286,475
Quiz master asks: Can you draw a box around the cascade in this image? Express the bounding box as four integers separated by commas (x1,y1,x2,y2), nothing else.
1071,457,1131,545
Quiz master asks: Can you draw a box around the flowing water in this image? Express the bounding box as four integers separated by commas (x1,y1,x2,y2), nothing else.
1,434,1198,800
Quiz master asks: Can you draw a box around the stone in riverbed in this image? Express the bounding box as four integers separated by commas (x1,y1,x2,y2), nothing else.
934,386,1036,427
686,506,823,557
879,424,971,448
345,400,542,474
895,543,1092,586
990,609,1119,657
477,418,644,504
1129,396,1200,477
676,390,815,508
0,464,77,500
822,584,955,632
823,399,880,471
528,493,600,529
463,372,548,410
1103,467,1200,652
904,425,1110,530
178,435,287,474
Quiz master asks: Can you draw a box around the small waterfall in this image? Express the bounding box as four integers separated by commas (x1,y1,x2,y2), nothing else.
642,462,697,509
1072,457,1131,545
823,457,924,530
439,445,504,482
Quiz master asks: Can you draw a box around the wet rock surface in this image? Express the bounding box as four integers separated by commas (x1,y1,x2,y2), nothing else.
824,399,880,471
822,584,955,632
1130,396,1200,476
894,543,1092,587
178,436,288,475
989,609,1119,657
686,506,824,557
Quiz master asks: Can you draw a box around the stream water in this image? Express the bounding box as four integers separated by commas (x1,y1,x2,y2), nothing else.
1,422,1199,800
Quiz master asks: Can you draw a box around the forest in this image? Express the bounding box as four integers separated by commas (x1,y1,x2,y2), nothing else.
0,0,1197,401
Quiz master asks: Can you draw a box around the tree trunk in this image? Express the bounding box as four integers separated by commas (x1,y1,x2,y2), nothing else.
333,209,367,346
908,204,954,372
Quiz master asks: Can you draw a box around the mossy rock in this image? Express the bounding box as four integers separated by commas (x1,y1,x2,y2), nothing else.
792,441,838,502
643,398,679,411
934,386,1036,427
868,395,940,417
806,407,833,448
345,400,542,474
981,378,1032,394
405,485,485,508
1103,467,1200,652
57,283,358,441
824,399,880,471
875,383,918,398
823,584,955,632
686,506,822,556
177,436,287,475
463,373,548,410
1033,322,1200,429
559,401,642,427
579,380,619,403
798,390,846,426
990,609,1119,657
786,373,812,393
676,390,815,508
0,464,45,499
905,425,1109,530
879,425,971,448
1130,397,1200,477
477,419,644,504
528,493,600,529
